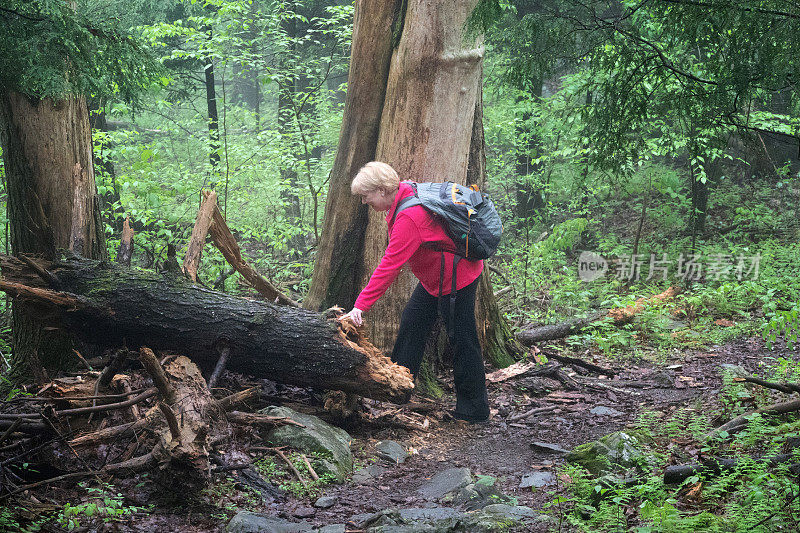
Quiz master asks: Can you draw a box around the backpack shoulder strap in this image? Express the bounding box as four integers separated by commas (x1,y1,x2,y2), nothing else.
390,182,421,224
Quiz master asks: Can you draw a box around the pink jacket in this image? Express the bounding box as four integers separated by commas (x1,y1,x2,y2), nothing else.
354,182,484,312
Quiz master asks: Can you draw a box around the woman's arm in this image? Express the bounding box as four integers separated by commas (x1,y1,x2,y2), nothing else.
352,215,422,313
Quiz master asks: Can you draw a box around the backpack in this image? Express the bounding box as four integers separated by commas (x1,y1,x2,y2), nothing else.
391,181,503,339
391,181,503,260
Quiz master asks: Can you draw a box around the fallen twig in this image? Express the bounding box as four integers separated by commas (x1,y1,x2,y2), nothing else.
542,350,617,376
734,376,800,395
508,405,557,422
139,347,176,404
158,402,181,440
301,454,319,481
217,387,260,411
0,388,157,419
708,398,800,439
274,448,307,488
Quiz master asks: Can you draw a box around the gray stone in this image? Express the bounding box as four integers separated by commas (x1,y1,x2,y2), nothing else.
360,507,463,532
375,440,408,464
530,441,570,454
519,471,554,489
590,406,623,417
451,480,514,510
262,406,353,481
356,505,548,532
352,464,388,484
469,504,552,531
720,364,749,378
416,467,473,501
314,495,338,509
226,511,313,533
566,431,655,475
316,526,346,533
478,504,540,520
293,507,315,519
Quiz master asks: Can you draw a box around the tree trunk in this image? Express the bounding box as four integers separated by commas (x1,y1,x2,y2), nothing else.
468,80,525,368
204,30,221,177
307,0,517,370
0,91,107,381
0,255,414,402
304,0,401,311
362,0,484,351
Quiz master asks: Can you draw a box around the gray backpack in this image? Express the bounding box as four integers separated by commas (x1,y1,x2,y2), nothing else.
392,181,503,260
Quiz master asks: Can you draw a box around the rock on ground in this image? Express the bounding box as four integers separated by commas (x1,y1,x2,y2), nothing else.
566,431,655,475
416,467,473,501
262,406,354,481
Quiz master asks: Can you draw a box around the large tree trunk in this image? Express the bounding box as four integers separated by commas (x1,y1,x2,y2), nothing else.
304,0,401,311
0,92,107,382
0,255,414,402
361,0,485,352
468,87,525,368
307,0,518,369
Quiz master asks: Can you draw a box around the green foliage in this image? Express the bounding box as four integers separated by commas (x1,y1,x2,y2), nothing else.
550,388,800,532
53,483,149,530
763,306,800,350
0,0,163,101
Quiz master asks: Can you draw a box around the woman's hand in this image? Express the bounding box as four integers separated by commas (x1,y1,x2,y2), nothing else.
339,307,363,326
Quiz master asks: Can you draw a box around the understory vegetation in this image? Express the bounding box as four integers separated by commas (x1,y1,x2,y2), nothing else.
1,0,798,531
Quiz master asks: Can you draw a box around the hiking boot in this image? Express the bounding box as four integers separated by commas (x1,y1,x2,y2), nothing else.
447,410,490,425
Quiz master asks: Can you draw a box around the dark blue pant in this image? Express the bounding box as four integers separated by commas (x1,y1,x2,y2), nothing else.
391,278,490,420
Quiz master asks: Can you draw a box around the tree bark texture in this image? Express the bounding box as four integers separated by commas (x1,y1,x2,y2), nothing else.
365,0,485,352
0,255,414,402
304,0,402,312
308,0,516,368
0,91,107,379
469,80,524,368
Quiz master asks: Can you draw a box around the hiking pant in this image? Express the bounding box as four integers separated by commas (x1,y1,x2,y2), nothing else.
391,278,490,420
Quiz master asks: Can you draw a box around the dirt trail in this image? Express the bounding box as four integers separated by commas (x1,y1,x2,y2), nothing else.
269,337,775,529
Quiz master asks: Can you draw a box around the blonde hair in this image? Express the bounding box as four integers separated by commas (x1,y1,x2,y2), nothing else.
351,161,399,195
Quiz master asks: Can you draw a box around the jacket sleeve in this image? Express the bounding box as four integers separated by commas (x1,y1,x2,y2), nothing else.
353,215,422,312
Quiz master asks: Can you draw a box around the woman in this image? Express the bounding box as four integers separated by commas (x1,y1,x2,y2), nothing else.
341,161,490,423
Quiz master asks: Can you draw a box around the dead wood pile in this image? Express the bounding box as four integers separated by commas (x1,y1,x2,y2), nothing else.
0,348,301,501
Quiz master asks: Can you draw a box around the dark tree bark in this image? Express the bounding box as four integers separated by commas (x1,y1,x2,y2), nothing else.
0,255,414,403
204,48,221,176
0,92,107,382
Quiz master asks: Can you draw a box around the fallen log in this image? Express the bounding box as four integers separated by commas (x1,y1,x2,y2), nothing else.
664,454,800,484
0,254,414,403
734,376,800,395
517,312,607,345
708,398,800,439
517,287,681,345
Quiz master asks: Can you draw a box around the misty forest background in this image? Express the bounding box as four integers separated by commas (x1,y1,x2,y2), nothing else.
1,0,800,531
